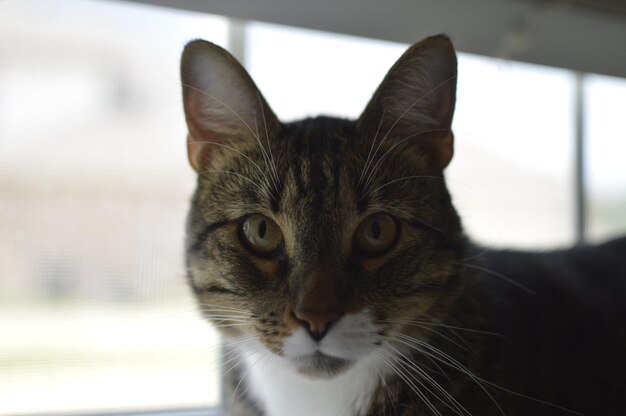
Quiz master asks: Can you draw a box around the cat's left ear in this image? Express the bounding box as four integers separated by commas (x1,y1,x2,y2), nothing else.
357,35,457,171
181,40,280,171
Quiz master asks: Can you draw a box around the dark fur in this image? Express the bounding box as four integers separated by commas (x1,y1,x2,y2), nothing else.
181,36,626,415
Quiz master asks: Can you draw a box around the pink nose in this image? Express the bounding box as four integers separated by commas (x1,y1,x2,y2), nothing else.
294,309,342,341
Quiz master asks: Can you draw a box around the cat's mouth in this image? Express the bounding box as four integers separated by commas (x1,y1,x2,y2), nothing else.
290,352,351,379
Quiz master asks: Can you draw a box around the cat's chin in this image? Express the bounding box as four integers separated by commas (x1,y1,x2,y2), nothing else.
290,352,352,379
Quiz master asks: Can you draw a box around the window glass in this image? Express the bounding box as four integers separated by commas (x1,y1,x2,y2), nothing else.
585,74,626,241
450,55,575,248
245,22,407,121
0,0,227,413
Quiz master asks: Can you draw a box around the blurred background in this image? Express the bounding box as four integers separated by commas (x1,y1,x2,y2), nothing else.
0,0,624,414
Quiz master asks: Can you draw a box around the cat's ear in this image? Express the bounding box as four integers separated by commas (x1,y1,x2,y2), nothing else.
181,40,280,171
357,35,457,171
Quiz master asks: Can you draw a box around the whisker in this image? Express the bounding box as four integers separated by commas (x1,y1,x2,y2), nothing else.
456,262,535,295
251,111,278,201
391,331,584,415
198,309,251,316
362,175,445,202
227,349,270,416
387,331,506,416
183,83,278,201
361,74,457,196
374,348,442,416
368,203,446,235
182,83,260,143
358,109,387,188
372,359,396,415
211,319,251,325
197,169,268,197
199,312,251,319
211,324,251,329
378,74,458,154
200,309,249,315
220,335,258,349
196,303,250,313
378,319,468,351
476,379,585,416
456,246,497,263
256,91,281,195
382,343,471,416
361,128,450,195
380,318,504,338
188,140,273,195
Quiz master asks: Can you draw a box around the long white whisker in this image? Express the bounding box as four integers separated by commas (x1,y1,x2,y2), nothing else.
367,204,446,235
188,140,273,193
256,91,281,194
378,74,458,155
393,331,584,415
389,331,506,416
362,175,444,202
197,307,251,314
198,310,251,318
363,74,457,195
183,83,278,200
372,360,395,415
382,320,468,351
227,349,270,416
383,342,471,416
361,128,449,195
183,83,260,142
456,262,535,295
375,348,442,416
358,109,387,187
210,318,252,323
196,303,250,313
251,113,278,201
197,169,268,197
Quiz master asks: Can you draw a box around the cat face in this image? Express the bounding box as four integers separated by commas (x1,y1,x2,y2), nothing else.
182,36,464,379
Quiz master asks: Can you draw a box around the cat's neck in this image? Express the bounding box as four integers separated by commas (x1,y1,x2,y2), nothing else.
238,343,389,416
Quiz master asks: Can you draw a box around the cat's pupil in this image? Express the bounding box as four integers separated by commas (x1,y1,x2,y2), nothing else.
258,220,267,239
371,221,381,240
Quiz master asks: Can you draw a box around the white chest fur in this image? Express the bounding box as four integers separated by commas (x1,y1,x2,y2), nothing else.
242,350,385,416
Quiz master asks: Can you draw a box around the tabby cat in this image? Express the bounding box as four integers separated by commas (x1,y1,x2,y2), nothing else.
181,35,626,415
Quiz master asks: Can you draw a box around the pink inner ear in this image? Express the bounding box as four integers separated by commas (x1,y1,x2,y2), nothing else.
187,136,208,172
184,95,227,172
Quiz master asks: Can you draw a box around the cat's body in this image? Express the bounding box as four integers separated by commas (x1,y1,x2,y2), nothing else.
180,36,626,415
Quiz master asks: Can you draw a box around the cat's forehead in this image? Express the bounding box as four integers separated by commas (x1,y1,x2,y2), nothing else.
195,114,436,226
274,118,360,220
278,117,356,153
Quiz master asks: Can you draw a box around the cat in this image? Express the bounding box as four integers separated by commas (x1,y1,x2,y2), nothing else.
180,35,626,416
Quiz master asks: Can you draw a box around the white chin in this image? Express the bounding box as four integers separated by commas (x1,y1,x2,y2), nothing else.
290,352,353,378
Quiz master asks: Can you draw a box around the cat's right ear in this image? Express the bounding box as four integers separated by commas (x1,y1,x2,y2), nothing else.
357,35,457,171
181,40,280,171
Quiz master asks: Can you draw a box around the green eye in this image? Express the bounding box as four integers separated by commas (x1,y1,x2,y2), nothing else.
354,213,398,254
240,215,283,255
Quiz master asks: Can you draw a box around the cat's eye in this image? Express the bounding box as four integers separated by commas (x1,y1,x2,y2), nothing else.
240,215,283,255
354,213,398,255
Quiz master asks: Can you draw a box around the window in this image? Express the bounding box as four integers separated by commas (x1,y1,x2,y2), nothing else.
0,0,227,413
584,74,626,241
449,55,576,248
1,1,624,415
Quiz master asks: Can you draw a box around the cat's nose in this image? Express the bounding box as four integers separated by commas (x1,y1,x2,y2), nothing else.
294,309,342,342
